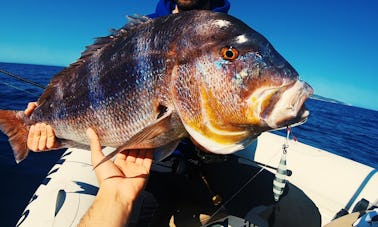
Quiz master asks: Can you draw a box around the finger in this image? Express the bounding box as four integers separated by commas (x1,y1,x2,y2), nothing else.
135,149,147,166
27,125,38,151
46,125,56,149
33,123,43,152
24,102,38,116
38,123,48,151
87,128,104,166
116,151,128,161
133,149,152,174
125,150,137,163
114,151,128,167
118,149,152,176
31,124,42,151
142,151,153,171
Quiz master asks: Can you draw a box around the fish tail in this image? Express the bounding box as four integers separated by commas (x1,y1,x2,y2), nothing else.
0,110,30,163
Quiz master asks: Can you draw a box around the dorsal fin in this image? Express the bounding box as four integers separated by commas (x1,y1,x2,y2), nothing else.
37,14,153,108
125,14,151,28
78,14,152,63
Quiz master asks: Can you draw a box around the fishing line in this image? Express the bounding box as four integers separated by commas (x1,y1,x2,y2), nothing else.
207,166,266,222
237,155,292,175
0,69,46,89
0,80,40,96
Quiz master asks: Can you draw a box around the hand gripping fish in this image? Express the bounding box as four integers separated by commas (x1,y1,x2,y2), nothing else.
0,10,313,163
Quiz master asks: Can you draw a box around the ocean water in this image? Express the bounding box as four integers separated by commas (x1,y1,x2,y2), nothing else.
0,62,377,226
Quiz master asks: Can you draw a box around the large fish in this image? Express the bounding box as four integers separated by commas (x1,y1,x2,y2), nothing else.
0,10,313,163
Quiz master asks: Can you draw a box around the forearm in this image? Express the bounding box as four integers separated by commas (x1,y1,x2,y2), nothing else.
79,185,134,227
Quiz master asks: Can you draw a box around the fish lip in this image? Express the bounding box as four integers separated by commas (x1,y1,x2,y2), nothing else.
262,80,313,129
273,105,310,130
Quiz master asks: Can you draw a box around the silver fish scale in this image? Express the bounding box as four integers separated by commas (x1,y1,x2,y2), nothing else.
51,89,158,147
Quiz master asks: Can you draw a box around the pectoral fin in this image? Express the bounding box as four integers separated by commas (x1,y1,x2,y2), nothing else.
94,108,178,168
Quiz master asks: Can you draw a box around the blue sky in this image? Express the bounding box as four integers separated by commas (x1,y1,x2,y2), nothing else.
0,0,377,110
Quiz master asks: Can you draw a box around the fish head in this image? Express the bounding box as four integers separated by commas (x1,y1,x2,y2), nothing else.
170,11,313,154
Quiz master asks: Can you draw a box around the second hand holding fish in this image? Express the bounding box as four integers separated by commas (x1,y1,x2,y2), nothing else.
24,102,60,152
79,128,153,226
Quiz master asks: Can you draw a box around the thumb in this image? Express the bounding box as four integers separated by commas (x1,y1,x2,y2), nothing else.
86,128,122,184
86,128,104,166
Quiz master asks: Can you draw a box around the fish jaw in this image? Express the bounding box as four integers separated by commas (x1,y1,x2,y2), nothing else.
171,71,260,155
180,90,260,155
254,80,313,129
184,123,258,154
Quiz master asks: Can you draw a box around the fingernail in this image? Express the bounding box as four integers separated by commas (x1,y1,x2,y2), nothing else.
86,128,94,139
86,129,91,138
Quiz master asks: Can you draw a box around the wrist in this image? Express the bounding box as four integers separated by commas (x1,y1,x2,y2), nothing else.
79,184,133,227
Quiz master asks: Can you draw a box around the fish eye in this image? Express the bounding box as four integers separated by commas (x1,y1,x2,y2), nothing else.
221,47,239,61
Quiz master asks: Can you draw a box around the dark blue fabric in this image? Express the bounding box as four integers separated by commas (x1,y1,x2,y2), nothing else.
147,0,230,18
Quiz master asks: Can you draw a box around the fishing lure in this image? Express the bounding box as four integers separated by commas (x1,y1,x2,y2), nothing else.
272,127,291,202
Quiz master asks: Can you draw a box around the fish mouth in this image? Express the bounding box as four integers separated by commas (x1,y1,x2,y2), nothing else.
260,80,313,129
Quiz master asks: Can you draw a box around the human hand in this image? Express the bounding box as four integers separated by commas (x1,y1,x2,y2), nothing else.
80,128,153,226
24,102,38,116
24,102,59,151
86,128,153,202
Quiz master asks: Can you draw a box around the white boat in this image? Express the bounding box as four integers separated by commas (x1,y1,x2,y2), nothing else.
16,132,378,226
